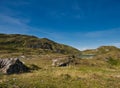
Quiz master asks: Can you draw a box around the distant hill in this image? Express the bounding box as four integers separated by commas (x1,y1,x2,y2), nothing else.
82,46,120,59
83,46,120,54
0,33,81,55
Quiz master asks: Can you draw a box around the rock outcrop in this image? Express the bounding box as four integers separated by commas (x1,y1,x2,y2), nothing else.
52,56,74,67
0,58,29,74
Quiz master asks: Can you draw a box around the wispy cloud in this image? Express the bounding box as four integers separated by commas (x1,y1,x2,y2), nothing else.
0,15,48,36
84,28,120,38
0,2,53,36
0,12,66,40
108,42,120,48
0,14,29,26
0,12,29,33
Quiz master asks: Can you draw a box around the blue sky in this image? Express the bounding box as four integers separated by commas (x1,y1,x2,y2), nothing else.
0,0,120,50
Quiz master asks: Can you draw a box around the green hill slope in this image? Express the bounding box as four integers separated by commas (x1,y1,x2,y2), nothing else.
0,34,81,55
82,46,120,60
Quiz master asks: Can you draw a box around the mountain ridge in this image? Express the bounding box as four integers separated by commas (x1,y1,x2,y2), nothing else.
0,33,81,55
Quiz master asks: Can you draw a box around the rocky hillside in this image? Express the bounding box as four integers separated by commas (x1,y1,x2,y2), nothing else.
0,34,81,55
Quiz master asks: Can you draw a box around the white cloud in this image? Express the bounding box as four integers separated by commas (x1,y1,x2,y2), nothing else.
0,13,31,34
0,12,66,40
0,14,29,26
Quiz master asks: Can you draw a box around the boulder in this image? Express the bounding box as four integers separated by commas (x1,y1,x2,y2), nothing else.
52,56,74,67
0,58,29,74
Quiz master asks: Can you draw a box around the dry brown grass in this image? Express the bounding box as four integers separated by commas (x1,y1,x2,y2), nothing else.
0,54,120,88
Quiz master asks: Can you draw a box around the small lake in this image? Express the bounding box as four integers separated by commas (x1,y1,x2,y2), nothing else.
80,54,96,59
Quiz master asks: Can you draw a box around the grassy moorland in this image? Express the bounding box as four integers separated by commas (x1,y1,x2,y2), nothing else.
0,34,81,56
0,54,120,88
0,34,120,88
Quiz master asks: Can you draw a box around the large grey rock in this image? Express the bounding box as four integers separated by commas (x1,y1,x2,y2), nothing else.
52,56,74,67
0,58,29,74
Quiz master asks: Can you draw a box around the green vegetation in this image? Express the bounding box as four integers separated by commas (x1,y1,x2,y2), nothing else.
0,33,120,88
0,55,120,88
82,46,120,60
107,57,120,66
0,33,81,58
